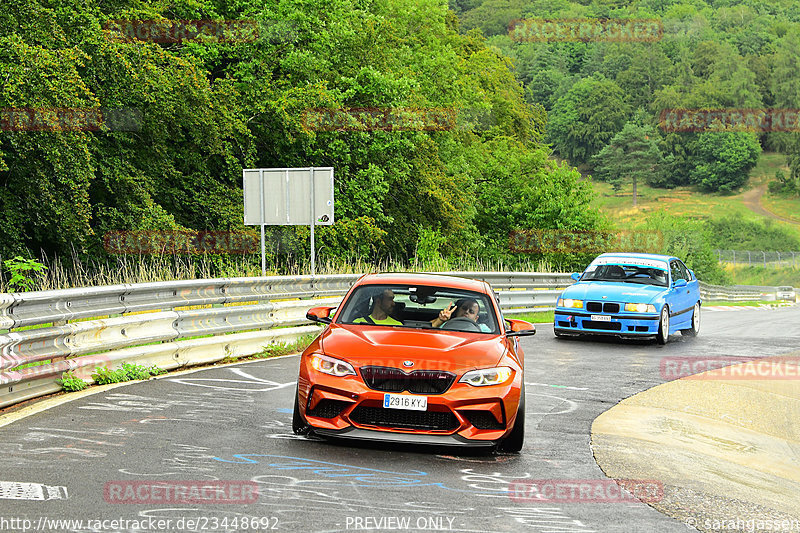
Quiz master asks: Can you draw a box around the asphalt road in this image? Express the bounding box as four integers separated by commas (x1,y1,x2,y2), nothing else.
0,305,798,533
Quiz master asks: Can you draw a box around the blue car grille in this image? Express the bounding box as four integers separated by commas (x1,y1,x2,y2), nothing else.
586,302,620,313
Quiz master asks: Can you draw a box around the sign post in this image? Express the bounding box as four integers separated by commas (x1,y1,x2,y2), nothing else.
243,167,334,276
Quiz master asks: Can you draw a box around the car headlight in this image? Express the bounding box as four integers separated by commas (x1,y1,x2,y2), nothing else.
309,353,356,377
459,366,514,387
624,303,656,313
558,298,584,309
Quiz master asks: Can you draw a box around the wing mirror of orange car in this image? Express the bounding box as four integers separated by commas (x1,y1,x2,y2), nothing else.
505,319,536,337
306,306,335,324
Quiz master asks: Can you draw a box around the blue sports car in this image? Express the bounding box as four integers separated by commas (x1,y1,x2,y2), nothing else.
553,253,701,344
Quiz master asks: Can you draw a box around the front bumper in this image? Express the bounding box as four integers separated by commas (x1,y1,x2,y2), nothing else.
297,368,521,444
554,310,660,337
313,427,499,447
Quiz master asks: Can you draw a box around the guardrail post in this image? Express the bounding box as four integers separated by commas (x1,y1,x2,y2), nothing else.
762,251,766,268
747,251,751,265
732,250,735,267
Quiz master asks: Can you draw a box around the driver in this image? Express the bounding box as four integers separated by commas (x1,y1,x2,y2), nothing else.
353,289,403,325
432,298,491,332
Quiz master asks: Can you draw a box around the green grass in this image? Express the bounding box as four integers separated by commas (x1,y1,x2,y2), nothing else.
702,300,781,306
725,265,800,287
761,193,800,224
589,152,800,244
509,311,554,324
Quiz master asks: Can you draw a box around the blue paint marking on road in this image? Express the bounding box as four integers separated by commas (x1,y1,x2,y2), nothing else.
275,408,294,413
211,454,498,494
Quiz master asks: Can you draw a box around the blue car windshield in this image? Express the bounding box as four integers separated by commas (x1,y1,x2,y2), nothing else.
580,263,669,287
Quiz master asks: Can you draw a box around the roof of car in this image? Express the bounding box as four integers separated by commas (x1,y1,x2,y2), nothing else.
354,272,491,292
595,252,674,262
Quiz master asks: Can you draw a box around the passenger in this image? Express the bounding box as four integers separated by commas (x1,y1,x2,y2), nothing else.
353,289,403,325
432,298,491,332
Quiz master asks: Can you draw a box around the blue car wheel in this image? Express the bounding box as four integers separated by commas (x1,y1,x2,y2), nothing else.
657,306,670,345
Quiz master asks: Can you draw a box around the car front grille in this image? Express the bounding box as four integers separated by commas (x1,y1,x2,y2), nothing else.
586,302,620,313
349,406,460,431
360,366,456,394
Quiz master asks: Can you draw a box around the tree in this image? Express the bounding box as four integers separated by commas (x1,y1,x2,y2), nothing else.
547,74,630,166
689,132,761,193
591,120,664,207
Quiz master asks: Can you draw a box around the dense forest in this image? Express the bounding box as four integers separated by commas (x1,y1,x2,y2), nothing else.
453,0,800,195
1,0,799,283
0,0,601,268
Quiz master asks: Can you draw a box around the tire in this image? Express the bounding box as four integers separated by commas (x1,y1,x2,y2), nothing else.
292,386,310,435
680,302,700,337
497,385,525,453
656,306,670,345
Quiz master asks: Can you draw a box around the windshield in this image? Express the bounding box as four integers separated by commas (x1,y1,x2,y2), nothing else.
580,262,669,287
336,284,500,334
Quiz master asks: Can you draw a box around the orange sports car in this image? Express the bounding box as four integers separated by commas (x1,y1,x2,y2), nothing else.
293,272,535,451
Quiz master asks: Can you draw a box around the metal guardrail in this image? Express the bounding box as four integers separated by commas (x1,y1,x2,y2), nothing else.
0,272,782,410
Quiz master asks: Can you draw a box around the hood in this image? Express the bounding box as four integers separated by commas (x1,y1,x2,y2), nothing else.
319,324,506,372
562,281,665,304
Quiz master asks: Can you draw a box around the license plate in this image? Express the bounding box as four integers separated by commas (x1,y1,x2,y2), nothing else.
590,314,611,322
383,394,428,411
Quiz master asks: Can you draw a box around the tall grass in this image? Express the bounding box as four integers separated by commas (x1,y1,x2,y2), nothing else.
4,252,561,292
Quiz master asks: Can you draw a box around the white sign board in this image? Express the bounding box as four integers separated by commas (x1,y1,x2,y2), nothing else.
243,167,334,226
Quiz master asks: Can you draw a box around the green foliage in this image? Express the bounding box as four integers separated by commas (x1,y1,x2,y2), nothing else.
547,75,629,165
767,169,799,196
57,371,88,392
641,212,729,285
258,334,317,358
689,132,762,193
705,214,800,251
0,0,593,269
3,256,48,292
414,227,449,269
591,119,664,205
91,363,166,385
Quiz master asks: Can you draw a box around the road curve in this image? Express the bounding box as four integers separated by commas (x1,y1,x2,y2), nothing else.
0,305,798,533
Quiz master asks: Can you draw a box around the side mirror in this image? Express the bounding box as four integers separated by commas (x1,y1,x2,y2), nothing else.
505,319,536,337
673,279,688,288
306,306,335,324
570,272,581,282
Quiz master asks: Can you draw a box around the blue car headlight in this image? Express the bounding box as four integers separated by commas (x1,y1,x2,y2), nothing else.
624,303,657,313
558,298,584,309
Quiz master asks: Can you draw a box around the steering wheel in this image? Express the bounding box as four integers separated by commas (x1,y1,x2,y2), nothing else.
442,317,481,332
